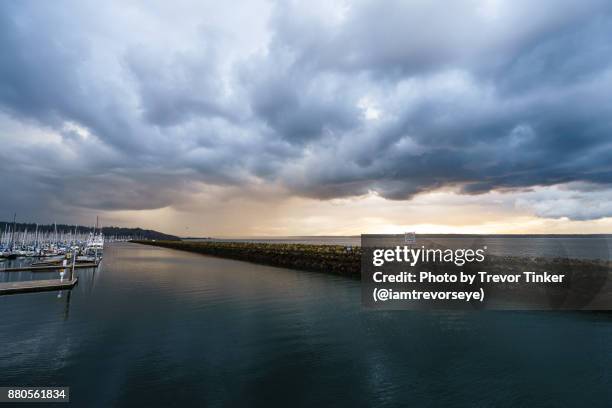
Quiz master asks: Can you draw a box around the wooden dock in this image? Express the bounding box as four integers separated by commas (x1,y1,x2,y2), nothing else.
0,278,78,296
0,263,98,272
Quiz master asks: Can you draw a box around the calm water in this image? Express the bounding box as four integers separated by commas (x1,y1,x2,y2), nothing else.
1,243,612,407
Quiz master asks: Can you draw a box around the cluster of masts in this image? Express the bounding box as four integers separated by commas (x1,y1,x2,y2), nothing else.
0,214,116,260
1,227,93,248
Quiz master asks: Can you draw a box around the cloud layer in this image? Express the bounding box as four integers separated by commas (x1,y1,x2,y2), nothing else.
1,0,612,225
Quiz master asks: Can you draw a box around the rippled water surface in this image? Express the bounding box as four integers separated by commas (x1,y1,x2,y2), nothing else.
1,243,612,407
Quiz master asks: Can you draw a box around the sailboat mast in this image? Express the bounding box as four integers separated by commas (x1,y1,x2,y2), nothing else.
9,213,16,251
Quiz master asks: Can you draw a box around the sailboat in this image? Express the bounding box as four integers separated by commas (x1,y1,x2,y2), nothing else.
78,218,104,263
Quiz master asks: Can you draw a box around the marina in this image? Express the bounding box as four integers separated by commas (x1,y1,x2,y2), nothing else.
0,215,104,296
0,215,132,261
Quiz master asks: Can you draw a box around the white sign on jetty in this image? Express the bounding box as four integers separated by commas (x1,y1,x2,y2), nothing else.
404,232,416,245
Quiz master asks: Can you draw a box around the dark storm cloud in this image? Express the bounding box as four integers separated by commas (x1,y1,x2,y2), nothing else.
262,0,612,208
240,59,363,143
0,3,73,120
125,40,242,127
268,0,611,78
2,0,612,221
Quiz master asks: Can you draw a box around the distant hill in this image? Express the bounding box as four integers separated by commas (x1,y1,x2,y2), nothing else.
100,226,180,241
0,221,179,241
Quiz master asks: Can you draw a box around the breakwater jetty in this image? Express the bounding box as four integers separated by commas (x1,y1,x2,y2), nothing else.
133,240,361,277
134,240,612,289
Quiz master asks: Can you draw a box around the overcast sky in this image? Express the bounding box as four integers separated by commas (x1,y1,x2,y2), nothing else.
1,0,612,236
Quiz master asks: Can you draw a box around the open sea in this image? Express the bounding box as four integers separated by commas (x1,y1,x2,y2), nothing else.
1,242,612,407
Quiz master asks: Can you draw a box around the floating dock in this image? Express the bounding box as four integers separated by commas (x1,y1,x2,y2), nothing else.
0,263,98,272
0,278,78,296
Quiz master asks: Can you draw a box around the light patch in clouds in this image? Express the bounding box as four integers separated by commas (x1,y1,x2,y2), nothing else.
357,97,382,120
516,184,612,221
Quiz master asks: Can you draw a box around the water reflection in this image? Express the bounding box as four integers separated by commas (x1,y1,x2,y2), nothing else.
0,243,611,407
